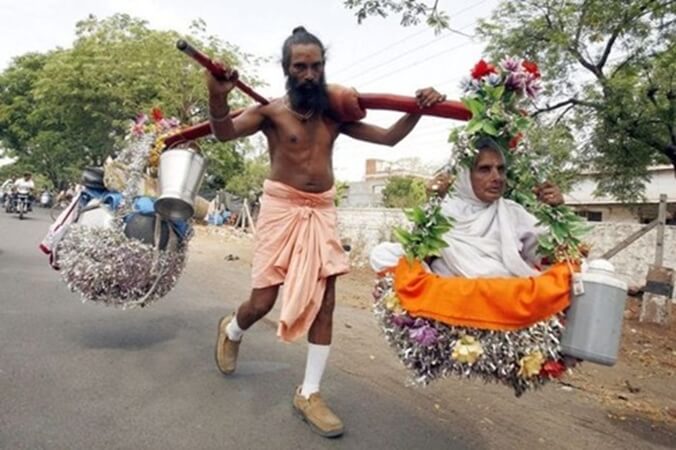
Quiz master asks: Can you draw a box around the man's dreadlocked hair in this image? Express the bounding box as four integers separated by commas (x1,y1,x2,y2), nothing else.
281,26,326,76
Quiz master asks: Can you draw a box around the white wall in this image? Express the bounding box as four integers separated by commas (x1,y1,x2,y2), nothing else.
337,208,676,293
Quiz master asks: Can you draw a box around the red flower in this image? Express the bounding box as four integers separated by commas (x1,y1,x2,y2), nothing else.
471,59,497,79
508,132,523,149
522,60,541,78
151,107,164,122
540,360,566,378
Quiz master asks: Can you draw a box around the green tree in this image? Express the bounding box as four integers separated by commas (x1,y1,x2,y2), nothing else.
343,0,450,33
342,0,675,201
381,175,427,208
334,180,350,206
0,14,263,188
225,147,270,199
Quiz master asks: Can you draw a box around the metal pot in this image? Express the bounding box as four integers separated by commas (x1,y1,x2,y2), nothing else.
154,147,206,221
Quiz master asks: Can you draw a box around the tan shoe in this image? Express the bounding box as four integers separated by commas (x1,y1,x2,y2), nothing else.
293,388,344,438
214,314,241,375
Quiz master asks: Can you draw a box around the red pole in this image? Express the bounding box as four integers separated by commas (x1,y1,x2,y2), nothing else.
176,40,269,105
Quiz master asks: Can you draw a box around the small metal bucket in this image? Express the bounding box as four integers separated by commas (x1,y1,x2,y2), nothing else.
155,147,206,221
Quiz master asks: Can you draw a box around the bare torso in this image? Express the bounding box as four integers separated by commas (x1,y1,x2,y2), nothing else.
258,99,340,193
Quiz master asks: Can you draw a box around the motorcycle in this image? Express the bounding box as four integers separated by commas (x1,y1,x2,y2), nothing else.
40,191,52,208
4,192,15,213
13,193,31,219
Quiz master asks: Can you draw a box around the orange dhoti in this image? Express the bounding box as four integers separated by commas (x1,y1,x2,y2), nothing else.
251,180,350,342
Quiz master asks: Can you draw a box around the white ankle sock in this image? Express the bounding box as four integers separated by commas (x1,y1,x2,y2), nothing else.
300,343,330,398
226,315,244,342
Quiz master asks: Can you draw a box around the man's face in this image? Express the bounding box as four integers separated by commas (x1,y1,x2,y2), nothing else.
470,148,506,203
285,44,329,113
287,44,324,88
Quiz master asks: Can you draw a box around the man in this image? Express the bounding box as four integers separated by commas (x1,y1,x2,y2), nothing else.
1,176,16,206
13,172,35,211
370,138,564,276
206,26,444,438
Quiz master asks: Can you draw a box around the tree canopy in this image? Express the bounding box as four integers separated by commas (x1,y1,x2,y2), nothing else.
343,0,676,201
382,175,427,208
0,14,264,189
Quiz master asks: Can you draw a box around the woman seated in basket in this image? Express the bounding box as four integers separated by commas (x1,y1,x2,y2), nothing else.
370,137,564,277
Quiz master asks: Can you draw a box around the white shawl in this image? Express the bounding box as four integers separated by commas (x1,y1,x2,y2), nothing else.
430,168,543,278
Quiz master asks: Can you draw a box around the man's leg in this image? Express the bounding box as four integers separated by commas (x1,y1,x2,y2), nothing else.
215,285,279,375
293,276,344,438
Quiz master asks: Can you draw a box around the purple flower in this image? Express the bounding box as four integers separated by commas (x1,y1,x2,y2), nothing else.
391,313,415,328
524,75,542,98
500,56,521,72
409,324,439,346
505,72,526,94
135,113,148,125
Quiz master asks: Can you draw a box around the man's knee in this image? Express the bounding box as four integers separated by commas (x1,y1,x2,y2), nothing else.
317,278,337,318
248,286,278,317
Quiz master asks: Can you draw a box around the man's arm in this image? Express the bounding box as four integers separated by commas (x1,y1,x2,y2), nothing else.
339,113,422,146
209,102,266,142
205,62,265,142
338,87,445,146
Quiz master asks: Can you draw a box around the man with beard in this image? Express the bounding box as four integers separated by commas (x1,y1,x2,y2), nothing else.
206,26,444,438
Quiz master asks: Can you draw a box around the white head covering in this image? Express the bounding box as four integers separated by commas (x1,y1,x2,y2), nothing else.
431,162,543,278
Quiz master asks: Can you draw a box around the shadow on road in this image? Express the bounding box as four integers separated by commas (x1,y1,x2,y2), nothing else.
73,316,185,350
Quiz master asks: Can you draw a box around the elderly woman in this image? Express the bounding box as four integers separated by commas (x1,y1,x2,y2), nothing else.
370,138,563,277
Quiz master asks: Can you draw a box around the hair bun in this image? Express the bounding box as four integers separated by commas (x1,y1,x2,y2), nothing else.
292,26,307,35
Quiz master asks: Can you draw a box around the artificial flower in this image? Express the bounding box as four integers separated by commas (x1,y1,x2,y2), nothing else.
508,132,524,149
151,107,164,122
409,324,439,347
391,313,415,328
500,56,520,72
471,59,497,79
540,359,566,378
522,60,541,78
383,292,403,313
518,350,545,378
451,335,484,364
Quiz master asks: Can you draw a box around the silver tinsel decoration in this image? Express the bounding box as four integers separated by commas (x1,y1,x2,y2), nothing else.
373,275,577,396
55,134,192,308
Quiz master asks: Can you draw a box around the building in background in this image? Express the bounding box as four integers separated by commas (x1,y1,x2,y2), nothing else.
565,165,676,224
342,159,432,207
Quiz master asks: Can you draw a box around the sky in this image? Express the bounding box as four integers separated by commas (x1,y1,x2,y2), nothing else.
0,0,501,180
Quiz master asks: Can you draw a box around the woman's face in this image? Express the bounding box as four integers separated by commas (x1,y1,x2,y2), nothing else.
470,148,506,203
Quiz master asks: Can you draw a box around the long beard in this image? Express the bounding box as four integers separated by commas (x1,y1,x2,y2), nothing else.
286,75,330,115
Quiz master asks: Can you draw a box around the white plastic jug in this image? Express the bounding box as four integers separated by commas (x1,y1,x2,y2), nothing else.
560,259,628,366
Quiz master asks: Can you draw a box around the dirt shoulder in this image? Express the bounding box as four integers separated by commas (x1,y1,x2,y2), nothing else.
191,225,676,447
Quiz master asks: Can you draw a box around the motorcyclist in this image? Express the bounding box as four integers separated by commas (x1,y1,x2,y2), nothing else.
2,176,16,210
13,172,35,212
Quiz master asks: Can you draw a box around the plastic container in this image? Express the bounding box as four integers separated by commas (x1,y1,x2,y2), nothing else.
560,259,628,366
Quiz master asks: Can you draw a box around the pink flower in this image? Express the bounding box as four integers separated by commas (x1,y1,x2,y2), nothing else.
500,57,520,72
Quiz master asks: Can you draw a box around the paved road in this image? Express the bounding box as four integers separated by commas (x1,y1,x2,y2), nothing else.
1,209,671,450
0,209,474,450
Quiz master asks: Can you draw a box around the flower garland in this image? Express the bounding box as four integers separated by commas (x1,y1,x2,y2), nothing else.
55,110,191,308
376,57,588,395
131,107,181,169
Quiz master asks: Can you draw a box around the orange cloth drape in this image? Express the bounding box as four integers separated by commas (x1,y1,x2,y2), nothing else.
251,180,350,342
393,258,572,331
